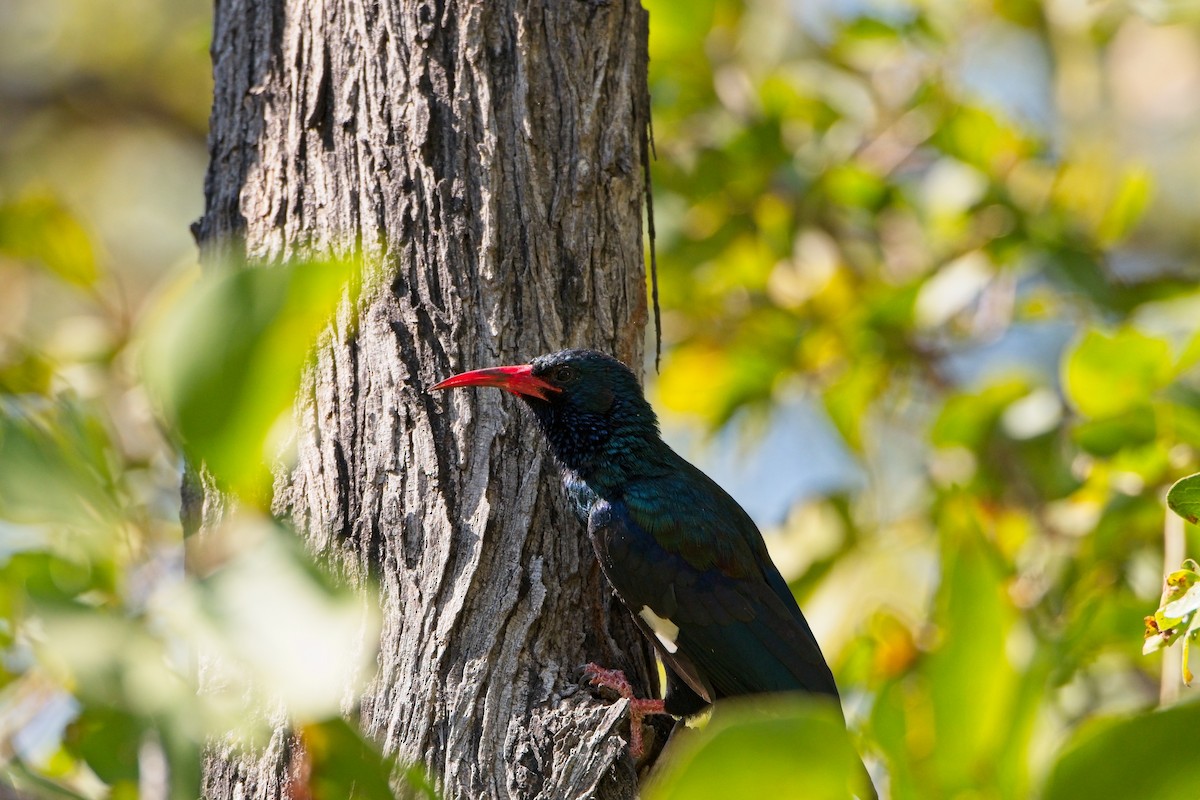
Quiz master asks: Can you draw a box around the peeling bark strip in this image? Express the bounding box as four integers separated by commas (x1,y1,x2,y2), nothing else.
194,0,656,798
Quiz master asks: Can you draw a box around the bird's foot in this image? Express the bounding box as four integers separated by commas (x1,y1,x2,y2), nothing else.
582,662,666,759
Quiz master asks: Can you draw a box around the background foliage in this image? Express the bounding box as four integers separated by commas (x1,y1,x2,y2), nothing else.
645,0,1200,797
3,0,1200,797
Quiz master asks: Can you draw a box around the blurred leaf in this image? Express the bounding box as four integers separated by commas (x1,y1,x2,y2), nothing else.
823,363,883,451
925,498,1018,792
1063,328,1174,418
644,696,870,800
1098,168,1152,246
1167,474,1200,524
141,259,358,501
0,347,55,394
935,105,1032,174
994,0,1045,27
299,718,422,800
991,652,1053,799
1090,493,1166,562
1073,406,1157,457
4,551,98,610
1042,702,1200,800
869,680,922,800
0,395,121,528
655,343,769,426
64,706,142,785
932,380,1028,449
0,194,100,289
1161,386,1200,447
160,726,203,800
1,762,91,800
186,514,381,720
824,164,888,212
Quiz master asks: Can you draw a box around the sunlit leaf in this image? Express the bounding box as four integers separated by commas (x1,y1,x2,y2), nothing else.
0,347,55,394
823,363,883,451
1042,702,1200,800
824,164,888,211
179,514,380,720
869,680,922,799
1163,572,1200,620
1,761,92,800
299,718,433,800
655,344,737,422
924,497,1018,792
1063,328,1174,419
0,194,100,289
64,706,142,785
936,105,1031,174
1142,561,1200,684
1098,168,1152,246
0,396,122,529
644,696,870,800
1072,406,1157,456
140,259,358,501
931,380,1028,449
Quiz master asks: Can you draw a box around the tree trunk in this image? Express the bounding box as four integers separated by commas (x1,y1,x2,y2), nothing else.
192,0,656,798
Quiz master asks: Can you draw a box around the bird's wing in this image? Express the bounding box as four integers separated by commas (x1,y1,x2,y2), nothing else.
588,495,840,704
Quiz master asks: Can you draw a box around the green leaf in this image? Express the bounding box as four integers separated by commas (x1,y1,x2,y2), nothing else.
140,258,358,501
823,163,888,211
931,380,1029,449
0,396,122,529
1,761,92,800
1043,702,1200,800
1063,328,1174,419
1167,474,1200,524
924,499,1019,792
0,346,55,394
64,707,143,785
644,696,870,800
823,362,883,451
0,194,100,288
1098,168,1152,246
300,718,432,800
194,516,381,720
1143,561,1200,681
1072,406,1157,457
868,680,921,799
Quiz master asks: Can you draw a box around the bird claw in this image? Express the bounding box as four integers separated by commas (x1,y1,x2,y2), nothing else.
582,663,635,699
581,663,665,759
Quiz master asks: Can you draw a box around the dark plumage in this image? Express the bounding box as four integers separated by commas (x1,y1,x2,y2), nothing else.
432,349,841,718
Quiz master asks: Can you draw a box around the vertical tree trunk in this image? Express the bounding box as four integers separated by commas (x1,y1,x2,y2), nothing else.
192,0,656,798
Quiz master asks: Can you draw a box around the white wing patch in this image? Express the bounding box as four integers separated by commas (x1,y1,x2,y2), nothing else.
639,606,680,654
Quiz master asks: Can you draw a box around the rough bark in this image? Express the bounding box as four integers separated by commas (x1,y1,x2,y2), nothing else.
192,0,656,798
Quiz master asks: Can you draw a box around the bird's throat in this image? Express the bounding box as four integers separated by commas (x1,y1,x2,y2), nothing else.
521,393,664,497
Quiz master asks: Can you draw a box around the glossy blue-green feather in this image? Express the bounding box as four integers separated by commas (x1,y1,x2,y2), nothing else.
518,350,840,710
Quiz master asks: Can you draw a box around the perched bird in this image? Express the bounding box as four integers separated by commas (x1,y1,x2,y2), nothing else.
432,349,844,756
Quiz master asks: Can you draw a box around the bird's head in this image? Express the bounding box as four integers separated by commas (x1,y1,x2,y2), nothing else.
431,349,659,479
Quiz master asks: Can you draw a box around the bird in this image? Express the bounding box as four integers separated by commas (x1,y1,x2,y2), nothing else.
431,349,848,761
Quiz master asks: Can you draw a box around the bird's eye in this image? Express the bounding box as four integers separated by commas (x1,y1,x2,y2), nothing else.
553,365,578,384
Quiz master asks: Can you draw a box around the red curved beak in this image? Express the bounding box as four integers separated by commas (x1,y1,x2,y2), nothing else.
431,364,560,402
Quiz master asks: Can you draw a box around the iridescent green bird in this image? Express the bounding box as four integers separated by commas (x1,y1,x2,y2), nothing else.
433,349,852,763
